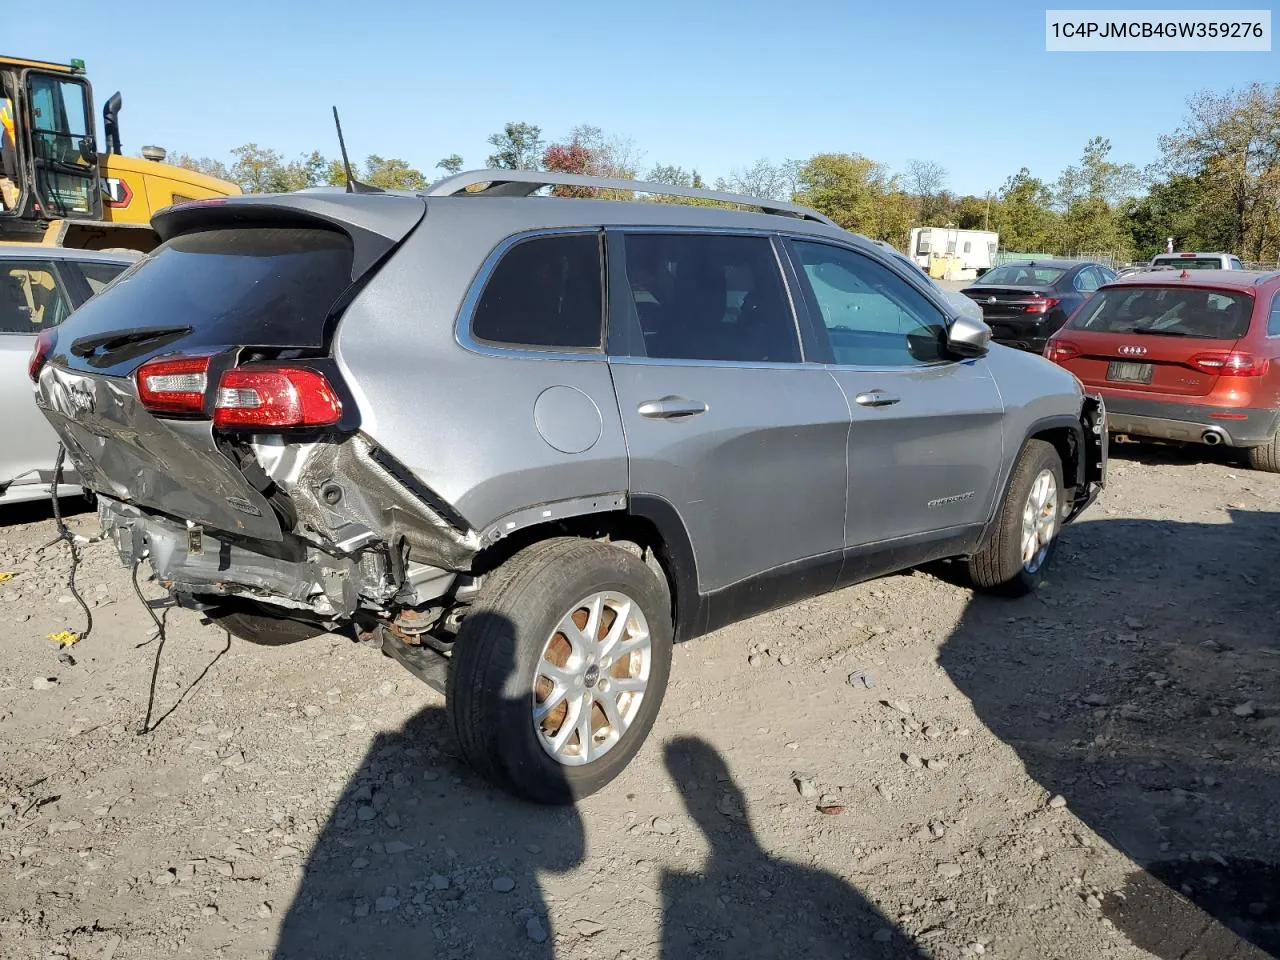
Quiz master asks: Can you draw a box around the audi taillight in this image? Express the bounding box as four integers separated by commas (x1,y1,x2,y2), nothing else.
1187,351,1269,377
136,355,210,414
1045,339,1081,363
213,366,342,429
1024,296,1061,314
28,328,57,383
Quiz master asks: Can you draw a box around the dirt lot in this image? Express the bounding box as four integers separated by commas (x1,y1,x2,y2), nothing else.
1,443,1278,960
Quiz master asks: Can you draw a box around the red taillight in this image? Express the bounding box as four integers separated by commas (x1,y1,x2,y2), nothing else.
213,366,342,429
1024,296,1062,314
135,355,211,415
1045,339,1081,363
28,328,56,383
1187,351,1269,377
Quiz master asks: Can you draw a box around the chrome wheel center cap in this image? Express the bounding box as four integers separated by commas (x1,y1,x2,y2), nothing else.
583,664,601,688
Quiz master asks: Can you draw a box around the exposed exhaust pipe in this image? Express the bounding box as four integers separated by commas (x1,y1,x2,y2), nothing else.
1202,429,1225,446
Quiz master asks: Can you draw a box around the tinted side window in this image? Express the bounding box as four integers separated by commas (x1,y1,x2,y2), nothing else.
0,261,73,333
791,241,948,367
1269,293,1280,337
75,260,130,296
472,233,603,349
620,233,799,363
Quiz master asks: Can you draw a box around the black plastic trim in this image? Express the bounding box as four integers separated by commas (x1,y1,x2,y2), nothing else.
626,494,705,643
367,446,471,534
701,551,843,635
979,412,1085,545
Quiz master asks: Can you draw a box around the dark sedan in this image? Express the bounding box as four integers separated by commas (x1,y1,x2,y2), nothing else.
961,259,1116,354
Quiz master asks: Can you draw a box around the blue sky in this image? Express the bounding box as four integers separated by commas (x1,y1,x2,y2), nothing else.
24,0,1278,196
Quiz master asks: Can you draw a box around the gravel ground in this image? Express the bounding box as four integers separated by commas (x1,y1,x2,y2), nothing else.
1,444,1278,960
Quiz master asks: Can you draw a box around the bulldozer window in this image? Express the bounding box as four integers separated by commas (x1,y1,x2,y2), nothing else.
29,76,90,162
25,75,94,216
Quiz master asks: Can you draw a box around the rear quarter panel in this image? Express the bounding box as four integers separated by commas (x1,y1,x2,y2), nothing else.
332,206,628,535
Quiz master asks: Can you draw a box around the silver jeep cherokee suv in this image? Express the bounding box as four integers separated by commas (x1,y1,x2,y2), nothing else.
33,170,1106,803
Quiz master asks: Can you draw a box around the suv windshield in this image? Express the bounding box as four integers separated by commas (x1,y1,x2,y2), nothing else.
1151,256,1222,270
1069,286,1253,339
975,264,1066,286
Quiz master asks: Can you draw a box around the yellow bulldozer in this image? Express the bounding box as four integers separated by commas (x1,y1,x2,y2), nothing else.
0,54,239,252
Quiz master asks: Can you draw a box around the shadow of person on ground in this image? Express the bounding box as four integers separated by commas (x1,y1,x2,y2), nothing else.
661,736,924,959
274,611,585,960
939,510,1280,959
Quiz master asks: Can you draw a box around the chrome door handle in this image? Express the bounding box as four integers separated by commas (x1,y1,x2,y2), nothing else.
637,397,709,420
854,390,900,408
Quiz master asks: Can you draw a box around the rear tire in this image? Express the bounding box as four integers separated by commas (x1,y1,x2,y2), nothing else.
1246,432,1280,473
448,537,673,804
208,607,325,646
968,440,1064,596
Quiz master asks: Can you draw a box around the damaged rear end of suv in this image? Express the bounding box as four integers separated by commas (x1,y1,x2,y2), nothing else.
33,192,482,662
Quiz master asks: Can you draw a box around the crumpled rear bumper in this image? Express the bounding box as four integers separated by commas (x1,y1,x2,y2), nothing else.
98,497,376,619
1065,393,1107,524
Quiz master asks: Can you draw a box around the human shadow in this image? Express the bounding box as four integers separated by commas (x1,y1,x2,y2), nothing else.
661,736,924,959
273,611,585,960
939,510,1280,958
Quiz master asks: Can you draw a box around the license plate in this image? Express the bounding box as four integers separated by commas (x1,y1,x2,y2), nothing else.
1106,361,1153,384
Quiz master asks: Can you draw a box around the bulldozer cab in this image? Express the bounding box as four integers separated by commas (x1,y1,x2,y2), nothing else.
1,56,100,224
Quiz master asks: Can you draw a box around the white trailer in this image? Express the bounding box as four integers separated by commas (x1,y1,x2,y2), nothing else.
907,227,999,278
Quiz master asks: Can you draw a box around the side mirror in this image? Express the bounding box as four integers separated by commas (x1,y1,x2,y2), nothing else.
947,313,991,358
78,137,97,165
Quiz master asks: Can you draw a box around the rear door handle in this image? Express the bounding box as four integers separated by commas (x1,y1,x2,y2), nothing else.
854,390,900,408
637,397,709,420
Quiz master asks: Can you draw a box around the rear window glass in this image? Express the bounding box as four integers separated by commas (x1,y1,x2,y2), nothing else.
1151,256,1222,270
61,227,354,352
975,264,1066,286
1069,286,1253,340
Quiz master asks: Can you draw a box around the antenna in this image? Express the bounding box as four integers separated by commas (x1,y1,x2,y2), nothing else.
333,106,356,193
331,107,383,195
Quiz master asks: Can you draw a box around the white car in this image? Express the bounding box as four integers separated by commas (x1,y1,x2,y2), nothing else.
1,245,137,504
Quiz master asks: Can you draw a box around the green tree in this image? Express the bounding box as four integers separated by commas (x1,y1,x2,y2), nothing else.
168,152,231,182
1055,137,1139,255
436,154,464,175
646,164,694,187
227,144,329,194
992,168,1056,251
794,153,913,243
486,122,544,170
950,194,990,231
362,155,428,190
1158,83,1280,261
1125,173,1220,259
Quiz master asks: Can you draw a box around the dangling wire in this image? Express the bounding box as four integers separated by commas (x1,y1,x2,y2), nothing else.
134,558,168,734
42,444,92,644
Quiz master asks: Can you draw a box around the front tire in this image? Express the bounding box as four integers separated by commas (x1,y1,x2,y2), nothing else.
968,440,1064,596
448,538,673,804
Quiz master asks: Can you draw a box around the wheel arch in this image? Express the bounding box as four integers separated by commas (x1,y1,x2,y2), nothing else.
467,494,703,644
980,414,1085,547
